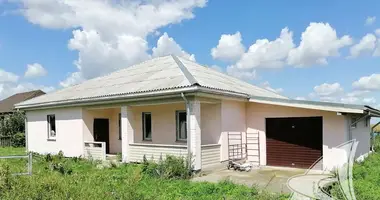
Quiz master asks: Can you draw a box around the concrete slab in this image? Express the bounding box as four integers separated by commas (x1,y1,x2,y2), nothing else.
192,166,307,194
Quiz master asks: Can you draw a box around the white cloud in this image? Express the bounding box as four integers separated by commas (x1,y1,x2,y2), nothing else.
295,97,306,100
374,39,380,57
235,27,294,69
18,0,206,80
260,81,283,93
306,81,378,105
346,90,370,97
211,32,245,62
352,74,380,91
152,32,195,61
60,71,84,87
340,96,359,104
313,82,344,97
0,69,19,83
226,65,257,80
68,29,151,79
24,63,47,78
375,29,380,36
363,97,376,104
287,22,352,66
365,16,376,26
349,33,377,58
0,82,54,100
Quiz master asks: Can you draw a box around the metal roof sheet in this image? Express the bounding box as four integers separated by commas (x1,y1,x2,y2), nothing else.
13,55,304,108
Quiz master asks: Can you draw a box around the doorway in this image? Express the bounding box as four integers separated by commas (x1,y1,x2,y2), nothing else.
93,118,110,154
266,117,323,168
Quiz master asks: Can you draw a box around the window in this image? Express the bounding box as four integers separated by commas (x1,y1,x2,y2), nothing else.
142,112,152,140
176,111,187,141
118,113,122,140
351,117,357,128
47,115,56,140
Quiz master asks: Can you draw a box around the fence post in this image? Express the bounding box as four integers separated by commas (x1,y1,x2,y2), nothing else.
28,152,32,175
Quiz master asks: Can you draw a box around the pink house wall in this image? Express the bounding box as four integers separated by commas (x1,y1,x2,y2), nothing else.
27,107,84,157
82,108,121,154
246,102,347,169
220,100,246,161
131,103,221,145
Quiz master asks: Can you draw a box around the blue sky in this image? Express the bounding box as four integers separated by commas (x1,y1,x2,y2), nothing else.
0,0,379,114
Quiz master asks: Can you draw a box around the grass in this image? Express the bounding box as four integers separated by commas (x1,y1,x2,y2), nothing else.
0,147,287,200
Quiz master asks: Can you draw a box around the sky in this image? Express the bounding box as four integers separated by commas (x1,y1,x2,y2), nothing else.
0,0,379,116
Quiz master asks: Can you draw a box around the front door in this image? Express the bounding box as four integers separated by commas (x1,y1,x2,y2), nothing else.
93,118,110,154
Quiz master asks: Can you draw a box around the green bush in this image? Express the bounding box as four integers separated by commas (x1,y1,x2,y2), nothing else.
0,148,288,199
142,154,192,179
0,112,25,137
373,135,380,152
10,132,25,147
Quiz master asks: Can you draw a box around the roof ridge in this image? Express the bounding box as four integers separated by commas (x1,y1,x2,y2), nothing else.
171,55,199,86
177,57,288,99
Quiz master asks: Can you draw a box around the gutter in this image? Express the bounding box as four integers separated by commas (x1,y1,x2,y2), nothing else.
181,93,192,169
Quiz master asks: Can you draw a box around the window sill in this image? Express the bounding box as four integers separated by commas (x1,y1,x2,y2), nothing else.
47,138,56,141
143,139,152,142
176,140,187,143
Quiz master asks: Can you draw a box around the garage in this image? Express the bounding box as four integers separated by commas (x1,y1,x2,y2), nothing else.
266,117,323,168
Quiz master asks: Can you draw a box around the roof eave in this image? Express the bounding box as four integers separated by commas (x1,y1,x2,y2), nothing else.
15,85,250,110
249,96,366,114
365,106,380,117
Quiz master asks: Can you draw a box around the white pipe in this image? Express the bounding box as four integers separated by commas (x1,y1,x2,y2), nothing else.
181,93,192,168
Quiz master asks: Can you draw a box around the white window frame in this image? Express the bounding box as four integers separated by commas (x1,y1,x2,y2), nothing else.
176,110,187,141
47,114,56,140
142,112,152,141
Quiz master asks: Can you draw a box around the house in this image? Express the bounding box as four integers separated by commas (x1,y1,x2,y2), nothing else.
15,55,380,171
0,90,46,116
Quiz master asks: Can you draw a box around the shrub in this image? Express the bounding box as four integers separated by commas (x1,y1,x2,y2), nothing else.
0,164,14,192
0,112,25,137
11,132,25,147
373,135,380,152
142,154,192,179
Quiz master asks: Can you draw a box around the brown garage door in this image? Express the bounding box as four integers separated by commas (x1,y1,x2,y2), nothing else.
266,117,322,168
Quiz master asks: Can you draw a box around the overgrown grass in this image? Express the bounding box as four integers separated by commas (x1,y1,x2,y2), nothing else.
328,136,380,199
0,148,287,200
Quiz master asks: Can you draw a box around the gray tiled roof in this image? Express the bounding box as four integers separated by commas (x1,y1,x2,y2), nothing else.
17,55,286,107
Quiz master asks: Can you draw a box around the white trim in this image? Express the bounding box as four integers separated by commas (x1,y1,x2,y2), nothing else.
249,99,364,114
130,143,187,148
201,144,221,148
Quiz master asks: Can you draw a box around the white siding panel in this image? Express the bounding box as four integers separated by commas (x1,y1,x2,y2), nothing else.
201,144,221,168
129,144,187,162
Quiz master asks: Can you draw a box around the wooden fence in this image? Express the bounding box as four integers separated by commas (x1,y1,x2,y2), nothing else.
0,136,12,147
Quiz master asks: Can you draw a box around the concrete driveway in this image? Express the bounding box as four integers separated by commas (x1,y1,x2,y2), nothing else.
192,166,307,194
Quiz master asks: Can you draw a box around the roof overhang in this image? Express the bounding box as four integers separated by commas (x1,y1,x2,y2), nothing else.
249,96,372,114
365,106,380,117
15,86,250,110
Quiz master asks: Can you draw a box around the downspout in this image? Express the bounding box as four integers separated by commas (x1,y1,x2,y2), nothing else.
371,121,380,151
181,93,192,169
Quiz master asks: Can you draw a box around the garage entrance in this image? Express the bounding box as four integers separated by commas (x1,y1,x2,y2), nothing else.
266,117,322,168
